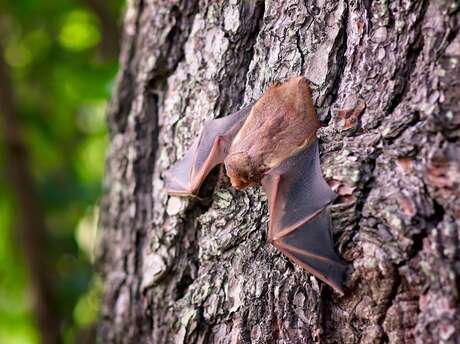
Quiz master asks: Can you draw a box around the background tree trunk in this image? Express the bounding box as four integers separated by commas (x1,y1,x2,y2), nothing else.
97,0,460,343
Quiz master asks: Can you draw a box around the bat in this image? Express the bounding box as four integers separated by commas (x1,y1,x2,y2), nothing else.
164,76,347,294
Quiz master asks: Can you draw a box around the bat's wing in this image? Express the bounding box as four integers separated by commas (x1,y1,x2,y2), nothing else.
165,103,253,196
261,141,347,294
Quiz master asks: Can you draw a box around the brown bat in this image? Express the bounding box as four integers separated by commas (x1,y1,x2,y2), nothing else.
164,76,347,294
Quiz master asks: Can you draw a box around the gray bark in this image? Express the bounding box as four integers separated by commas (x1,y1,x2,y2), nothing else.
97,0,460,343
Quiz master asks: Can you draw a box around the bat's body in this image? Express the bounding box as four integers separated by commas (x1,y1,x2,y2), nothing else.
164,76,347,294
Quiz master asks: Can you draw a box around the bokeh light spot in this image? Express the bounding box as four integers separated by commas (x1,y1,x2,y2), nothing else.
4,40,33,68
58,10,101,51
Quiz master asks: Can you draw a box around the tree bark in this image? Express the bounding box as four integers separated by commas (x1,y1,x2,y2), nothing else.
97,0,460,343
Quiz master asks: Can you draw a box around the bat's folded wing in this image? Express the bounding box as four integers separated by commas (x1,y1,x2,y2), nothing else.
262,141,347,294
164,104,253,196
276,208,347,294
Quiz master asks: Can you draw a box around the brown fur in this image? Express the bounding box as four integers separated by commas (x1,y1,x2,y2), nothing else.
225,77,320,189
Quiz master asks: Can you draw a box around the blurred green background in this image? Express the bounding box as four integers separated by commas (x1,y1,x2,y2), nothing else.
0,0,125,342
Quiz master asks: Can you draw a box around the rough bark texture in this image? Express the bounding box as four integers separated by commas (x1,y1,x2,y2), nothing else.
97,0,460,343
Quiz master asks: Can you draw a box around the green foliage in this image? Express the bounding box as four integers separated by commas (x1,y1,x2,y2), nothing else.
0,0,124,342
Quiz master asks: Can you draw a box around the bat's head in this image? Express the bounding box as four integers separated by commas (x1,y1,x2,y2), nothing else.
224,152,266,190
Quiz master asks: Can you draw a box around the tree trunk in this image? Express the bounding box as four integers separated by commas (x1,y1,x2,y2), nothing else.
97,0,460,343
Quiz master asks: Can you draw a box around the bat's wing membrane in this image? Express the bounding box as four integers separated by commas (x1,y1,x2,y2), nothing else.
165,104,253,196
262,141,347,294
276,209,347,294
